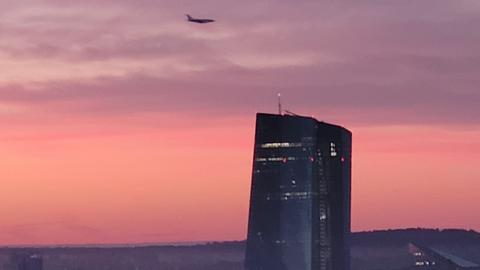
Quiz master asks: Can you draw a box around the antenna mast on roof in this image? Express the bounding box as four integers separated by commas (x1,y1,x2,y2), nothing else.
277,93,298,116
278,93,282,115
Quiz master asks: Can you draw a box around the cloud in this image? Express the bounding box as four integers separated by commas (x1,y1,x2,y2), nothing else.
0,66,479,126
0,0,479,126
1,0,480,242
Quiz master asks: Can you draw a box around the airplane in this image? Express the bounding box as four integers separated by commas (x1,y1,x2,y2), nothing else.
186,14,215,24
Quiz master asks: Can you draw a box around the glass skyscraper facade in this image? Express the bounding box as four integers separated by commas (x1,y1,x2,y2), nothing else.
245,113,352,270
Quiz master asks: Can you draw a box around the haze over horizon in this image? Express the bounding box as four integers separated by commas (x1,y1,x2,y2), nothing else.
1,0,479,245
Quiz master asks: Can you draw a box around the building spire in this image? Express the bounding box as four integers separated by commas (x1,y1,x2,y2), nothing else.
278,93,282,115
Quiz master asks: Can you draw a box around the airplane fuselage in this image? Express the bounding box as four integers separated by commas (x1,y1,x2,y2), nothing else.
186,15,215,24
190,19,214,24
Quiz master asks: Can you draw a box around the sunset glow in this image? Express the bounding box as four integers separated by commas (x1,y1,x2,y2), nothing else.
1,0,479,245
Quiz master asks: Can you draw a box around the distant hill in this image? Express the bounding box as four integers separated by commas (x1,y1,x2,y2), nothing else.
351,228,480,246
203,228,480,247
2,228,478,249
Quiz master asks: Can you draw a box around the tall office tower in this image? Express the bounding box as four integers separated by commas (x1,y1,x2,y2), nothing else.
245,113,352,270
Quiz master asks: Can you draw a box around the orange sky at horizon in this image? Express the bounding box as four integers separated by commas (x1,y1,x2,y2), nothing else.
1,114,479,245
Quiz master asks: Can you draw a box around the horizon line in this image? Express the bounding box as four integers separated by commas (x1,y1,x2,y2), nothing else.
1,227,477,249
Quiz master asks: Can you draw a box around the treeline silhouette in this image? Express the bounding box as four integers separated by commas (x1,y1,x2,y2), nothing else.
351,228,480,246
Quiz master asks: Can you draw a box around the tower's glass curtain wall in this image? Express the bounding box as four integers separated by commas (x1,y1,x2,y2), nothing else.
245,113,352,270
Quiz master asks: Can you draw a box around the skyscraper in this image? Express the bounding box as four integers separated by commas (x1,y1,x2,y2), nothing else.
245,113,352,270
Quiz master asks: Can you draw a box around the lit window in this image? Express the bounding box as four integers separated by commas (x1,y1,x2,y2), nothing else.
330,142,338,157
260,142,302,148
267,157,284,161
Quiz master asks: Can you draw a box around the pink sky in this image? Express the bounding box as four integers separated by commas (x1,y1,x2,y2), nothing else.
1,0,480,245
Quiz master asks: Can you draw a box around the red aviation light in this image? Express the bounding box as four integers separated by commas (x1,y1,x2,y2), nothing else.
341,157,345,162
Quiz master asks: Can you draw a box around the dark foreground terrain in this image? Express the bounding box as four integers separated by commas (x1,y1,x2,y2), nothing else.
1,228,479,270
